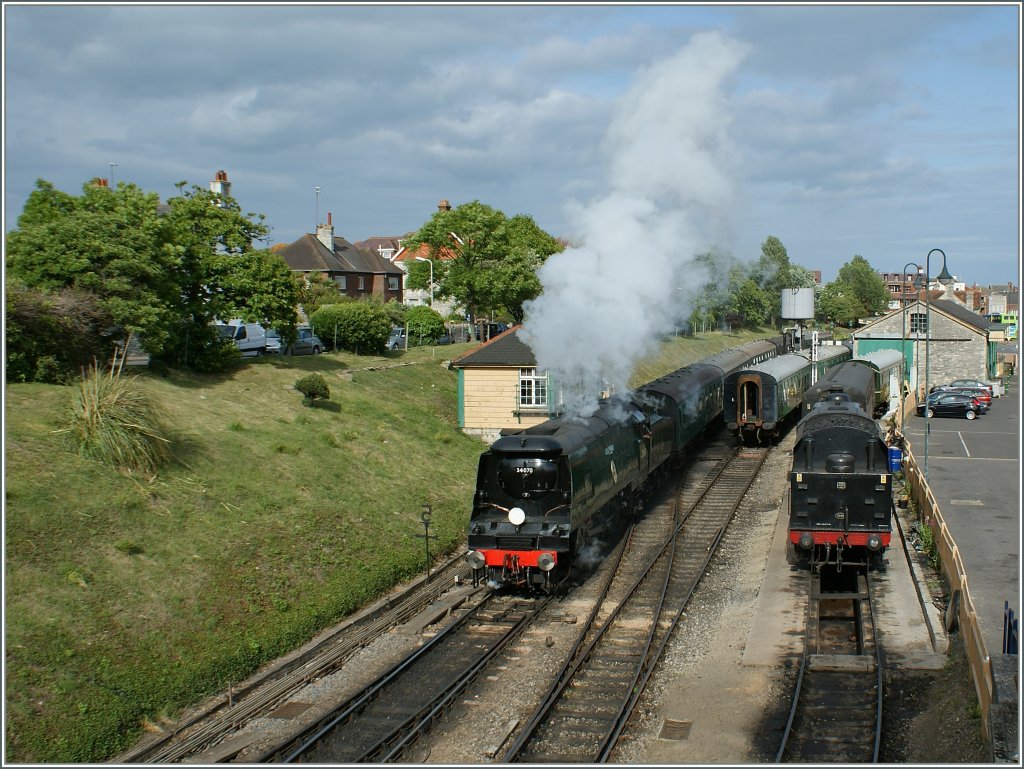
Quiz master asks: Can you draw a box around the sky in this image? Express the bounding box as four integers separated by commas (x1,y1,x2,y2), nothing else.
3,3,1020,294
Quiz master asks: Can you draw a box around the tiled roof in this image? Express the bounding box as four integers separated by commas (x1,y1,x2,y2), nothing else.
277,234,402,276
451,327,535,367
930,298,995,332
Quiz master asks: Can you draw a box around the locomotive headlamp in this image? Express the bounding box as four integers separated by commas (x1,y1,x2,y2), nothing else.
537,552,556,572
799,533,814,551
866,535,882,551
466,550,486,570
508,507,526,526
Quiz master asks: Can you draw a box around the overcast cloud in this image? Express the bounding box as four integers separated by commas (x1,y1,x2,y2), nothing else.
3,3,1020,289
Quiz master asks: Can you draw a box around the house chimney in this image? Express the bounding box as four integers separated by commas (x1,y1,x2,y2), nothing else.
210,170,231,203
438,199,451,213
316,211,334,250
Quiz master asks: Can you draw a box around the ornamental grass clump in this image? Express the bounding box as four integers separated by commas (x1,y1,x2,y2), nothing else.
64,365,171,474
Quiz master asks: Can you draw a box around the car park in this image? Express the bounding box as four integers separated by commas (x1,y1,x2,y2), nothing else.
916,392,984,420
286,327,322,355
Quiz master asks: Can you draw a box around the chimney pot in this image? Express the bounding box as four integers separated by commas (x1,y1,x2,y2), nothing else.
327,212,332,225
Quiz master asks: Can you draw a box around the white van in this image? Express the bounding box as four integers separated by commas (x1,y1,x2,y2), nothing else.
225,321,267,357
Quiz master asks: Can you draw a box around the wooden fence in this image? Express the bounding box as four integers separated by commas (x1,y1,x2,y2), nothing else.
898,393,995,740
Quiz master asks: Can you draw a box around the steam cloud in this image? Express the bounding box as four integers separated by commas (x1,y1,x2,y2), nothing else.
521,32,749,419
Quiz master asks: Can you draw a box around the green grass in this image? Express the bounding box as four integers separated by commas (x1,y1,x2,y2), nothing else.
3,330,772,762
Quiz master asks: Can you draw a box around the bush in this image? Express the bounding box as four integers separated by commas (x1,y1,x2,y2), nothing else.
295,373,330,405
5,282,116,384
405,305,445,346
309,302,390,354
63,366,171,474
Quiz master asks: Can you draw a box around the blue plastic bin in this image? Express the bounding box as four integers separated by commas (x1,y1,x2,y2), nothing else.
887,446,903,473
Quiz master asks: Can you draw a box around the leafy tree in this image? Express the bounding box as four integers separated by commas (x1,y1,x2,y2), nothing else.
403,201,560,324
749,236,816,326
5,178,299,374
732,278,773,328
404,305,445,346
817,281,864,327
297,272,347,316
836,255,890,317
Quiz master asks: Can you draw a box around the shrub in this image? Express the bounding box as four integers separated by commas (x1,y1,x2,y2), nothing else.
5,282,116,383
309,302,390,354
63,366,171,474
295,374,330,405
405,305,445,346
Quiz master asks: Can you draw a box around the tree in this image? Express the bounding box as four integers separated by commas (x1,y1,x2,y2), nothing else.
297,272,347,316
403,202,561,324
5,178,299,374
750,236,816,327
836,255,890,317
732,279,773,328
817,281,864,327
404,305,445,346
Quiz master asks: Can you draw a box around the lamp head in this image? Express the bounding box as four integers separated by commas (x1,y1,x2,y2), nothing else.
936,264,954,286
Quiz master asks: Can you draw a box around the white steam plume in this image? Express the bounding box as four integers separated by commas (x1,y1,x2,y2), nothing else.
521,32,749,419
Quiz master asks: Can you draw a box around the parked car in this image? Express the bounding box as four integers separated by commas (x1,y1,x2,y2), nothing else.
265,329,282,354
949,386,992,410
948,378,994,396
222,321,267,357
388,327,407,351
916,392,983,420
286,327,322,355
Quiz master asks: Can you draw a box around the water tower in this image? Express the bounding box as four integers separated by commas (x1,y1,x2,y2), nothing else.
780,287,815,352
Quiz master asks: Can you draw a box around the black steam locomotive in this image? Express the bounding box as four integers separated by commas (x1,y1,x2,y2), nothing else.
787,387,894,570
466,339,781,590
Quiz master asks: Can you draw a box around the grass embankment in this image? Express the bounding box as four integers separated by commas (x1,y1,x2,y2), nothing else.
4,329,771,762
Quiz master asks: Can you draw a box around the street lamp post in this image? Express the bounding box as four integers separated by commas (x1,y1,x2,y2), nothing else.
414,256,434,306
900,262,922,432
923,248,953,482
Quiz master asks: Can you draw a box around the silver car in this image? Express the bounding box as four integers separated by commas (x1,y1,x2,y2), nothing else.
286,327,323,355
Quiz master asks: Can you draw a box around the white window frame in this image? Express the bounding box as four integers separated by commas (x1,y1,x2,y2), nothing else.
336,275,347,290
388,276,400,291
518,368,548,409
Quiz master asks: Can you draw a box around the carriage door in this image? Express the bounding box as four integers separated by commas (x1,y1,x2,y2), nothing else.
738,376,761,427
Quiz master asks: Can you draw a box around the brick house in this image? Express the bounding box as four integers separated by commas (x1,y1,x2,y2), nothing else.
450,327,557,443
276,212,404,303
852,294,998,397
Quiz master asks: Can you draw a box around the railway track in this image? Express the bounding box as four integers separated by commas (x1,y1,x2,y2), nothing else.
113,554,474,763
776,567,883,763
261,591,550,762
503,447,769,763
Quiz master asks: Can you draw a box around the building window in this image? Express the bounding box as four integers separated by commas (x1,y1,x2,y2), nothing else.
909,313,928,333
519,368,547,408
358,276,366,291
388,276,399,291
336,275,347,290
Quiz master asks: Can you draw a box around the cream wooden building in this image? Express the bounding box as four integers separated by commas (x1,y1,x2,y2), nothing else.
450,328,556,444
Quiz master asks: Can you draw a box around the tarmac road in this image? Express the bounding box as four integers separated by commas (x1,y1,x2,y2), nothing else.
902,376,1020,656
